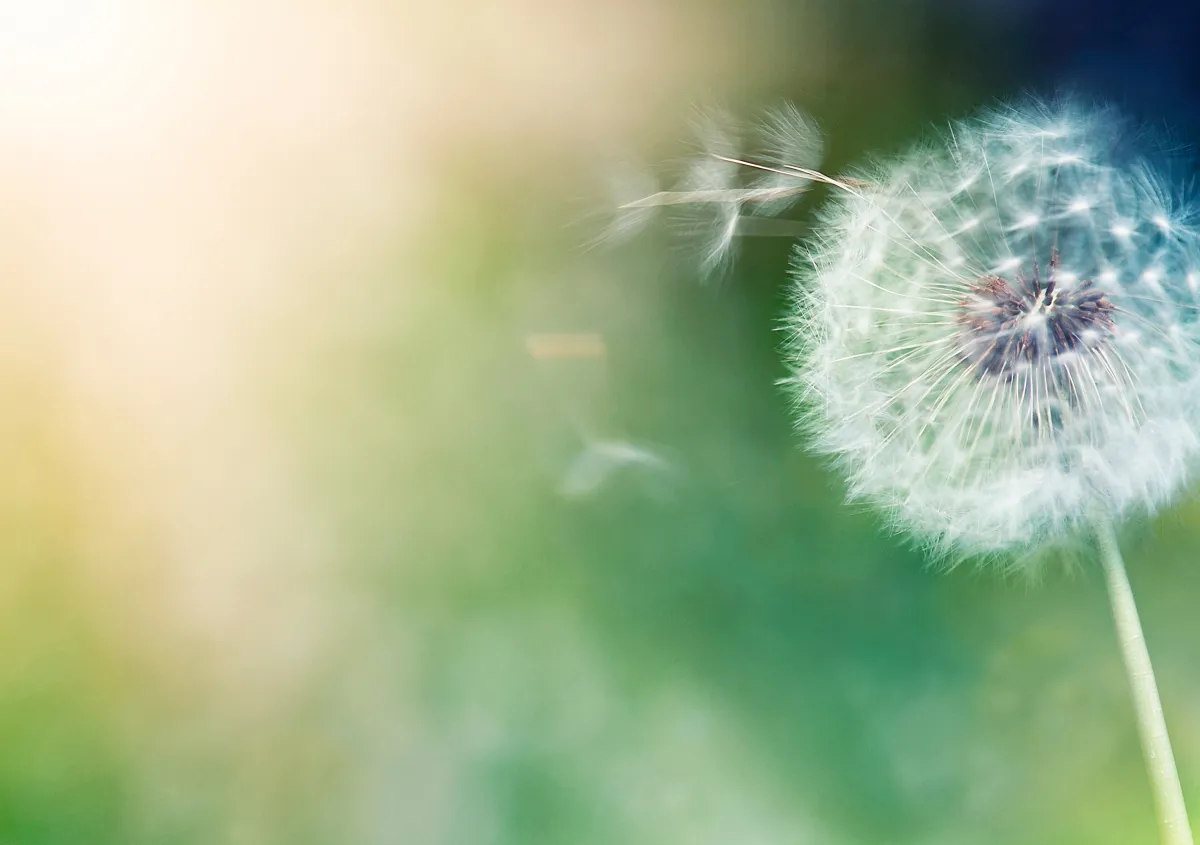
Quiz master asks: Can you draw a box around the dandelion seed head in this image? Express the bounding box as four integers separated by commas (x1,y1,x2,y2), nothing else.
787,101,1200,558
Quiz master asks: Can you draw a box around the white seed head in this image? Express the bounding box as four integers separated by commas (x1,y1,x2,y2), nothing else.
786,101,1200,558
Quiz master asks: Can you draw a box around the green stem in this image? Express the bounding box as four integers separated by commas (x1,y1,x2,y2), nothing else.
1094,516,1193,845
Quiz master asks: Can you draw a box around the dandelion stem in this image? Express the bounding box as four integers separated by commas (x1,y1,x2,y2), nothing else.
1095,516,1193,845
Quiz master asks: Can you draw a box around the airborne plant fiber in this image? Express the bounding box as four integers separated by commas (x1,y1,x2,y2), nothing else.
784,101,1200,845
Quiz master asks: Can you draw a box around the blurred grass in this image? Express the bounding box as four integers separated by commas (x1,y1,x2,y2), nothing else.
0,2,1197,844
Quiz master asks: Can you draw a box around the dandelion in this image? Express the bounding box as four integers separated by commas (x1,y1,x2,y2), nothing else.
783,100,1200,845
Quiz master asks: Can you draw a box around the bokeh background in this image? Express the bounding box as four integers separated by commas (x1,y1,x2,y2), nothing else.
1,1,1200,843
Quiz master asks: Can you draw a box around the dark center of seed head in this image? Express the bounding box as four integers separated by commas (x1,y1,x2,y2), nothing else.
956,253,1115,377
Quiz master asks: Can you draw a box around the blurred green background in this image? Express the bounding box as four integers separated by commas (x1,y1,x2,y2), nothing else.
1,1,1199,843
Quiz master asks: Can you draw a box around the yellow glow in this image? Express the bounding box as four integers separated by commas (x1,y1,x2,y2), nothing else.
0,1,137,109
